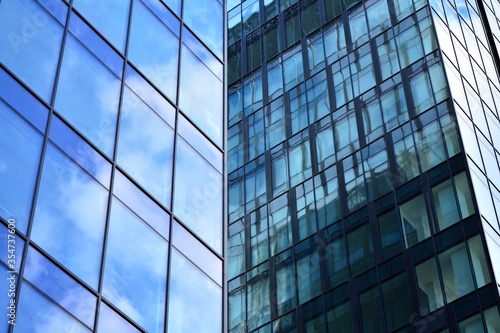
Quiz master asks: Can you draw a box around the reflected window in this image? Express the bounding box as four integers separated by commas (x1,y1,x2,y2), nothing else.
103,199,168,333
288,130,312,187
269,194,292,255
324,19,347,65
347,224,375,276
327,301,353,333
379,209,403,259
0,0,65,102
349,6,368,48
399,194,430,248
129,0,179,101
326,236,348,288
247,263,270,330
31,144,108,288
360,287,384,332
382,273,413,331
297,248,321,304
276,251,296,315
0,101,43,233
416,258,444,315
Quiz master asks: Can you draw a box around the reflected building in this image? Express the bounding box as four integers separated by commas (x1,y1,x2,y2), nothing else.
227,0,500,332
0,0,226,332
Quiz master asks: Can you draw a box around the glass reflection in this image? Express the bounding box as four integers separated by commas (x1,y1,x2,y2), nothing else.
168,249,222,333
14,283,90,333
117,87,174,207
0,0,65,102
0,101,43,234
174,137,223,253
180,43,223,146
129,0,179,101
184,0,223,58
97,303,141,333
55,32,121,156
73,0,130,51
103,199,168,333
31,144,108,288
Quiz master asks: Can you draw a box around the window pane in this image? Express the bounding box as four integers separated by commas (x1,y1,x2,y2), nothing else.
180,40,223,145
55,31,121,156
399,194,431,248
276,251,297,315
168,249,222,333
97,303,141,333
360,287,384,333
269,194,292,254
31,144,108,288
366,0,390,36
484,306,500,332
454,172,475,219
468,236,491,288
326,236,348,288
324,20,346,64
347,224,375,276
174,138,223,253
15,283,90,333
439,242,474,302
247,263,271,330
379,209,403,259
349,6,368,48
103,199,168,333
129,0,179,101
184,0,223,58
0,0,65,102
416,258,444,315
0,102,43,233
73,0,130,51
118,87,174,207
297,249,321,304
382,273,413,331
433,179,460,230
327,301,353,333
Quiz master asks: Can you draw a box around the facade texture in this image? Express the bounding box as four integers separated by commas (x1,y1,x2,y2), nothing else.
227,0,500,332
0,0,226,332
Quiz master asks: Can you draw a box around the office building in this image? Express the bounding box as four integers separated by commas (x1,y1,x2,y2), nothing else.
0,0,226,332
227,0,500,332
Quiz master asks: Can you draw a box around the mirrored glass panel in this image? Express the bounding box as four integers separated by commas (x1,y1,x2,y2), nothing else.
0,0,65,102
167,249,222,333
184,0,223,58
31,143,108,288
103,199,168,333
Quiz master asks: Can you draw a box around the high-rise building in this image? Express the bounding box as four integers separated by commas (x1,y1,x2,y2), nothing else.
0,0,226,332
227,0,500,332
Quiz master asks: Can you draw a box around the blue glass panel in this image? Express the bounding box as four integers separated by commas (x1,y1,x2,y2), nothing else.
162,0,181,16
0,267,19,332
0,0,65,102
24,247,96,328
73,0,130,52
117,87,174,208
183,29,223,81
178,114,223,173
180,43,223,146
0,101,43,234
49,115,112,189
31,144,108,288
125,64,176,127
103,199,168,333
0,224,24,271
174,137,223,254
0,69,48,132
172,221,223,286
167,249,222,333
129,0,179,101
54,32,121,156
184,0,223,59
97,303,141,333
14,283,91,332
113,171,170,239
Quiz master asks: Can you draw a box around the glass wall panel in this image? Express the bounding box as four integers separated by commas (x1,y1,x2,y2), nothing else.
269,194,292,254
0,101,43,233
276,251,297,315
379,209,403,259
0,0,65,102
174,137,223,253
454,172,475,219
168,249,222,333
326,236,348,288
327,301,353,333
360,287,384,333
73,0,130,51
247,263,270,330
117,87,174,207
416,258,444,315
129,0,179,101
347,224,375,276
97,303,141,333
55,19,121,156
433,178,460,230
15,283,90,333
31,144,108,288
103,199,168,333
184,0,223,58
297,248,321,304
439,242,474,302
382,273,412,331
399,194,431,248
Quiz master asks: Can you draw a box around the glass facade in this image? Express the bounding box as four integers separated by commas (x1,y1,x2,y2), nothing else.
0,0,226,332
228,0,500,332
